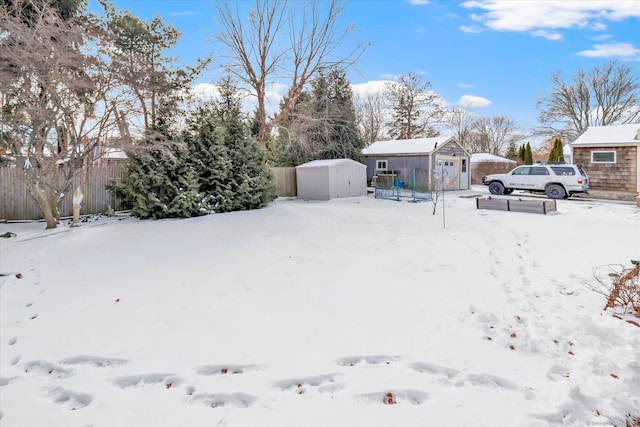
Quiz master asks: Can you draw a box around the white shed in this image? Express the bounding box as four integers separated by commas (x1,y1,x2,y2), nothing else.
295,159,367,200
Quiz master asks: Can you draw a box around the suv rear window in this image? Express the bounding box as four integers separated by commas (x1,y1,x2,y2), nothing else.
530,167,549,175
550,166,576,176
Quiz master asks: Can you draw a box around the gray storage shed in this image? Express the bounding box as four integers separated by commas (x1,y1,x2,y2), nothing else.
295,159,367,200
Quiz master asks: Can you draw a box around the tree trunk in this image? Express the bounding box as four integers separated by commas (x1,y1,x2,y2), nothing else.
35,184,58,229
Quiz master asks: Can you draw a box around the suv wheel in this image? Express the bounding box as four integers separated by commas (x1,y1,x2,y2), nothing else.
488,182,505,195
545,184,566,199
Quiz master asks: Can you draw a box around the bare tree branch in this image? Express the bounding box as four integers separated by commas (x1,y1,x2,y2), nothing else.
213,0,367,147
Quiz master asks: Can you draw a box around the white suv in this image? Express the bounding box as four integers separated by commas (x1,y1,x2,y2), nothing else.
483,164,589,199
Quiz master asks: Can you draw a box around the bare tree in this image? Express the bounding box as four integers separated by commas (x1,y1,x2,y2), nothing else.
471,116,523,155
384,72,444,140
445,105,476,150
213,0,366,148
536,61,640,141
0,0,113,228
354,92,387,145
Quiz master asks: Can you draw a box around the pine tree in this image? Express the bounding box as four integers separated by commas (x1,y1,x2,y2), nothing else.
548,138,564,162
182,77,276,213
504,141,518,159
524,142,533,165
309,69,364,161
273,69,364,165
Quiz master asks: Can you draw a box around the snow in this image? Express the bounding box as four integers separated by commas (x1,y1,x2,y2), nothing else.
571,123,640,146
296,159,366,169
1,186,639,427
470,153,517,164
362,137,453,155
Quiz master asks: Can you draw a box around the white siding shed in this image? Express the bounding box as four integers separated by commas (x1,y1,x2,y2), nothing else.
295,159,367,200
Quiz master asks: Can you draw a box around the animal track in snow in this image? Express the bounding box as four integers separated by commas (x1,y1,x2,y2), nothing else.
273,373,343,394
10,356,20,366
189,392,257,409
60,355,129,368
41,386,93,410
355,389,429,406
23,361,73,379
336,355,404,367
196,364,263,376
111,373,182,389
7,336,17,345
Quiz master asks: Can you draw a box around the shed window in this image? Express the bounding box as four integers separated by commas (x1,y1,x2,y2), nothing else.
376,160,388,171
591,151,616,164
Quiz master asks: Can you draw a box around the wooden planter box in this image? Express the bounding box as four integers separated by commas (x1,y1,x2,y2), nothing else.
476,197,557,214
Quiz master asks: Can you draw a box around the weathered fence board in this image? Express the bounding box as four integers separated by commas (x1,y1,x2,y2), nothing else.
0,165,126,221
1,165,298,221
476,197,556,214
272,167,297,197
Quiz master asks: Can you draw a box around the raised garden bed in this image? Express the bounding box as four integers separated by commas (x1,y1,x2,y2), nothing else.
476,197,557,214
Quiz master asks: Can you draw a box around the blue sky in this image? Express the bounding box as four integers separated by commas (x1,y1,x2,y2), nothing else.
89,0,640,136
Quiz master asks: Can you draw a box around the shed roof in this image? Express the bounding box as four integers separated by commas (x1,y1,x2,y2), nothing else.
362,136,454,156
571,124,640,147
296,158,366,169
471,153,517,164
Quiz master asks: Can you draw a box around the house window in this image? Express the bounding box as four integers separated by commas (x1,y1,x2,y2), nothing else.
376,160,388,171
461,159,467,173
591,151,616,164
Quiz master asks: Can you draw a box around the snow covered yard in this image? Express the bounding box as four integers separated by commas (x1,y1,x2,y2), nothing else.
1,188,638,427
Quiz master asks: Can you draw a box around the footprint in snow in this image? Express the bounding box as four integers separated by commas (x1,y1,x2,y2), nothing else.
188,392,257,409
273,373,343,394
111,373,182,389
196,364,263,376
23,361,73,379
355,389,429,406
60,355,129,368
336,355,404,367
41,386,93,410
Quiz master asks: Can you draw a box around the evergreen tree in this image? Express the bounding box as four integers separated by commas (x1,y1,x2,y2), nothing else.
308,69,364,161
524,142,533,165
518,144,525,162
548,138,564,162
114,129,211,219
504,141,518,159
273,68,364,165
182,77,276,212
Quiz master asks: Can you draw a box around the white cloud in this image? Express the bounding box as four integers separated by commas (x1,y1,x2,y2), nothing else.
531,29,563,41
458,82,474,88
460,1,640,33
379,73,399,80
460,25,483,33
457,95,492,108
192,83,219,101
577,42,640,59
409,0,429,5
351,80,392,99
591,34,612,41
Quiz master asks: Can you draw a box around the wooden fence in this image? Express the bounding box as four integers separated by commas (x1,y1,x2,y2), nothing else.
272,167,297,197
0,165,126,221
1,165,298,221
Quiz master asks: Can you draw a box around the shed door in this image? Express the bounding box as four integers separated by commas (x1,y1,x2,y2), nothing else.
435,160,457,191
459,158,469,189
